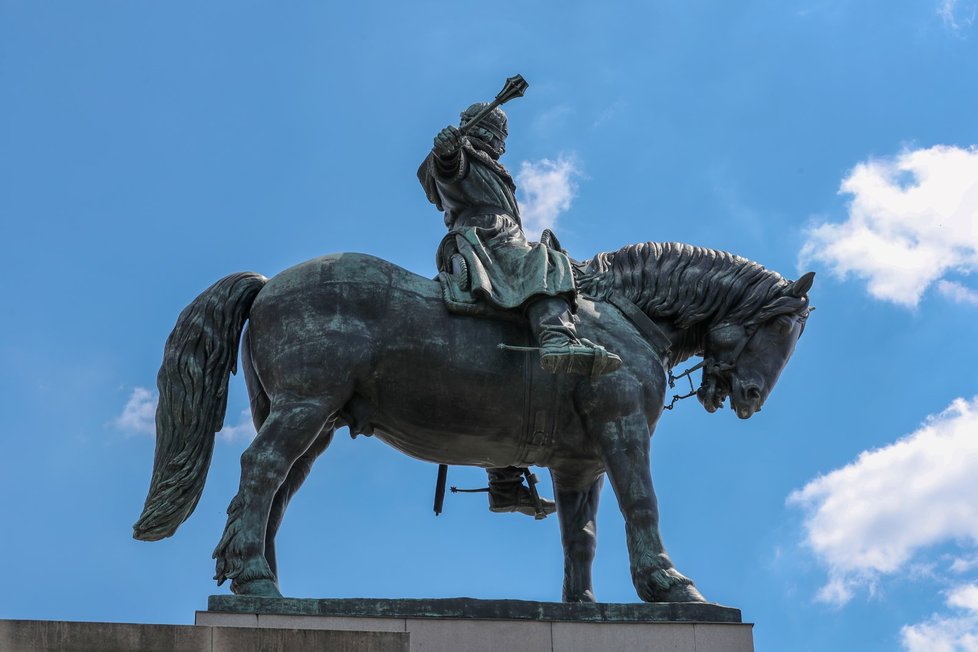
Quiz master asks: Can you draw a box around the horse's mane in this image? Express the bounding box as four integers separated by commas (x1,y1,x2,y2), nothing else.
576,242,809,329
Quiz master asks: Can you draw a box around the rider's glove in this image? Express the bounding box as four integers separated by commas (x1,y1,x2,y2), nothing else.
433,125,462,157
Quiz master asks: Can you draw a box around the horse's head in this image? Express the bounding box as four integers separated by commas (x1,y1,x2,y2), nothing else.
697,272,814,419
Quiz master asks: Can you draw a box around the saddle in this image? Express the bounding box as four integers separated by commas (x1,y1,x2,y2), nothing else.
436,228,671,360
436,228,571,320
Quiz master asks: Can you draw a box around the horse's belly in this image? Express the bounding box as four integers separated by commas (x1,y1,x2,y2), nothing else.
360,346,531,467
369,427,522,467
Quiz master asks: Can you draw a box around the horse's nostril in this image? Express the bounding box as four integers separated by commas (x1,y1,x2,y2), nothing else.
745,386,761,402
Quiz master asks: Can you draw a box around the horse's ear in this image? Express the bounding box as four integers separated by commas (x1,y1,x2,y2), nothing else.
788,271,815,298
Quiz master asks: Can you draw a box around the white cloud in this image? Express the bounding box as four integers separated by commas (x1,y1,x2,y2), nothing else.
952,557,978,574
113,386,256,443
940,0,977,30
939,280,978,306
950,585,978,613
517,156,581,240
815,576,859,605
114,387,156,435
901,584,978,651
788,395,978,605
217,410,258,443
800,145,978,308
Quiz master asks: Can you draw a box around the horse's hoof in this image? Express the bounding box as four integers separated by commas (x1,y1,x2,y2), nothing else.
231,578,282,597
657,582,706,603
635,564,707,603
563,590,597,603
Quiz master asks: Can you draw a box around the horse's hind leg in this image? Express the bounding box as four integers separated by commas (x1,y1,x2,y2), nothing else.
552,469,603,602
213,397,333,597
264,426,335,580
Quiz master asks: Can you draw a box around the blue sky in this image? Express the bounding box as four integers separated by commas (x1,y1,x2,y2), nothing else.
2,2,978,650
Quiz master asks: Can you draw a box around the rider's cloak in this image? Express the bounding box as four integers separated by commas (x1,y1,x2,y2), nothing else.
418,137,576,311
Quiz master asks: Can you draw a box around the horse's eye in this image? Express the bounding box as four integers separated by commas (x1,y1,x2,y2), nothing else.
775,316,793,335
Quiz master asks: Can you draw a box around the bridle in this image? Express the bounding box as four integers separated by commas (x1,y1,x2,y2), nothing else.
664,308,811,410
606,289,808,411
664,322,761,410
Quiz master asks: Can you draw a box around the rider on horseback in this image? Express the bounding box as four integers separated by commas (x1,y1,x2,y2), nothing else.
418,101,623,517
418,103,622,377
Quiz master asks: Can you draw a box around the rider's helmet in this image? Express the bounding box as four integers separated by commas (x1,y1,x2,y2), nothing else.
459,102,507,158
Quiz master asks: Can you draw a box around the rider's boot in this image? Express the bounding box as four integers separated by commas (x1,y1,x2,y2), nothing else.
487,467,556,517
527,296,622,376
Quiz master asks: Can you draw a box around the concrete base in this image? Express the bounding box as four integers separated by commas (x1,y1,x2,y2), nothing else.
0,619,407,652
199,596,754,652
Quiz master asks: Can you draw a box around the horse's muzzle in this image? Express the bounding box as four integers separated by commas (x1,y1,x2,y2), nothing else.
730,381,763,419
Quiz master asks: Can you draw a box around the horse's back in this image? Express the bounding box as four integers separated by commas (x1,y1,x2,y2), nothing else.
258,253,440,305
252,253,445,337
246,254,440,386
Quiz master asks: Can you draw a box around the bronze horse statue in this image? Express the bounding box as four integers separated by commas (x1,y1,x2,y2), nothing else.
133,241,813,603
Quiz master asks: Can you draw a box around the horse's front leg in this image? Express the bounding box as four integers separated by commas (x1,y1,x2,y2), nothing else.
552,469,603,602
593,411,705,603
212,397,330,597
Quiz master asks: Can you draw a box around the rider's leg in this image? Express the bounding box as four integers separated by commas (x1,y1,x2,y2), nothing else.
486,466,556,517
552,470,604,602
526,296,622,376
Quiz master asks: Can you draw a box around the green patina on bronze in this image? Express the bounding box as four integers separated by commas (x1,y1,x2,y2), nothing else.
133,75,815,607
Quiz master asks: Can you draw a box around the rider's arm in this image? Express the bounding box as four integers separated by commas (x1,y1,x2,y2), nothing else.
430,125,468,181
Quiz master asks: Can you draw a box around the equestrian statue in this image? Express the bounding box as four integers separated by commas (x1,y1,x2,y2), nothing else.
133,75,814,604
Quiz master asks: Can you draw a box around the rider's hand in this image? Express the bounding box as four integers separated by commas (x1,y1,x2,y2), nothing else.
433,125,462,156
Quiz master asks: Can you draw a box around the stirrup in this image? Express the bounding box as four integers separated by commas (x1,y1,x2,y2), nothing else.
484,468,555,519
489,491,556,518
539,340,622,377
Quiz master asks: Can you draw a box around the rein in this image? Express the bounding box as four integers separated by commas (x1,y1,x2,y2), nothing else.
664,323,759,411
664,361,704,410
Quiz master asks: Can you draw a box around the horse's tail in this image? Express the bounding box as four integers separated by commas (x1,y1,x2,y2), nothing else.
132,271,268,542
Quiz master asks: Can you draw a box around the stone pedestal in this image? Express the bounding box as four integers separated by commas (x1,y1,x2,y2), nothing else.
198,596,754,652
0,619,407,652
